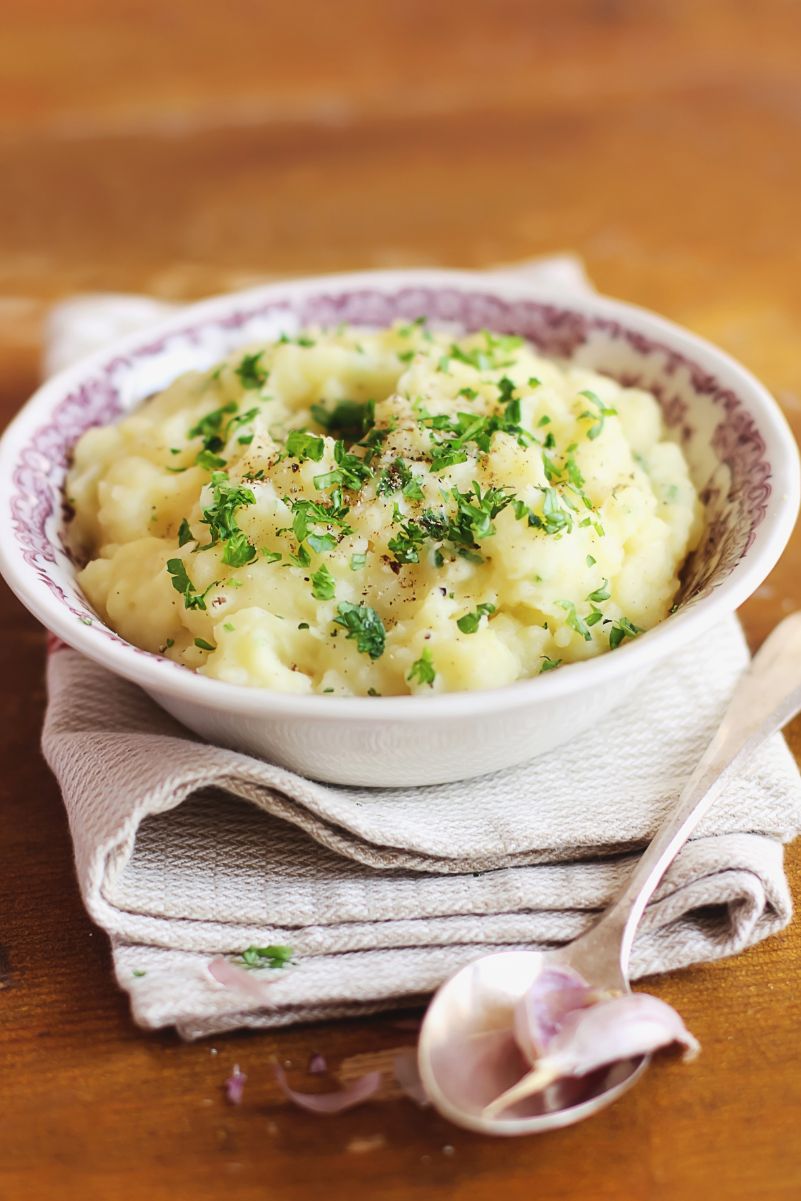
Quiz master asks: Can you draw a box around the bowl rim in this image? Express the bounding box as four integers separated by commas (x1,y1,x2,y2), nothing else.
1,266,798,722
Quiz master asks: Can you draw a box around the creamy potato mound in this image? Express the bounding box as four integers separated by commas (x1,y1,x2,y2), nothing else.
66,322,703,696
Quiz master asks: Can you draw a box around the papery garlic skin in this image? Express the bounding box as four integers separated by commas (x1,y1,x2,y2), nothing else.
486,984,699,1118
513,965,597,1062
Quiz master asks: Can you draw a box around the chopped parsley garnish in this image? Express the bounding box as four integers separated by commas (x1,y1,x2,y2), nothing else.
496,376,517,406
402,475,425,501
578,389,617,441
388,517,429,564
539,656,562,673
388,483,513,566
407,647,436,686
166,559,216,610
187,401,260,469
333,602,386,659
286,430,325,462
313,440,374,491
430,446,469,473
223,622,235,632
393,317,425,336
447,331,523,372
288,493,352,544
238,944,293,970
579,514,606,537
609,617,642,649
377,458,423,499
235,352,269,390
542,451,561,484
354,423,393,466
189,401,237,448
450,483,515,542
194,637,216,652
556,599,592,642
220,520,254,572
261,548,282,563
456,603,496,634
420,403,535,466
563,446,585,490
397,316,427,336
586,554,597,567
513,436,599,538
289,544,311,568
177,518,194,546
311,398,375,440
199,472,257,566
486,331,524,356
278,333,316,348
229,407,260,434
195,448,227,470
310,563,336,600
306,531,336,554
587,579,611,603
350,552,367,570
377,456,417,494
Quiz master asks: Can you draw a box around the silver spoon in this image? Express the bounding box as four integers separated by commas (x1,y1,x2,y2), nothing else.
418,612,801,1135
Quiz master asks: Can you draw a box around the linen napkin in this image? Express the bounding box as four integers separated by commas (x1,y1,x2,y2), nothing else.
40,259,801,1039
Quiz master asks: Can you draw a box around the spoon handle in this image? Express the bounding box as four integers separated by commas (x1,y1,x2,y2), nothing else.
593,612,801,975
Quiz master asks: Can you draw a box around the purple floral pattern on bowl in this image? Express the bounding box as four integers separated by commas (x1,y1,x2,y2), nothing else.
9,286,772,654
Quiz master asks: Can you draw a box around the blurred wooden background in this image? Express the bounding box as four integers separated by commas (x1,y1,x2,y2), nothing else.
2,2,801,1199
3,0,801,393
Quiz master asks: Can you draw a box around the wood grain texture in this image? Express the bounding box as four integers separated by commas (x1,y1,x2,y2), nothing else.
1,2,801,1197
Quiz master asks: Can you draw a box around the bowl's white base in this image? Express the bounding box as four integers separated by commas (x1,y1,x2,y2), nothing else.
148,667,647,787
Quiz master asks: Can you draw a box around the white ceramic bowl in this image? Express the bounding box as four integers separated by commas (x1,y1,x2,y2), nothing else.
0,269,798,785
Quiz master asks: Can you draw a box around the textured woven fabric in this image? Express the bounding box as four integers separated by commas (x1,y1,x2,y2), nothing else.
39,259,801,1038
43,621,801,1039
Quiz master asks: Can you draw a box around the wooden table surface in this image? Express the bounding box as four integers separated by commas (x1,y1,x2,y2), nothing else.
2,3,801,1198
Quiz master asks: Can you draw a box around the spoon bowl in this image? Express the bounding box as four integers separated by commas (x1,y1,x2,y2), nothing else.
418,949,649,1135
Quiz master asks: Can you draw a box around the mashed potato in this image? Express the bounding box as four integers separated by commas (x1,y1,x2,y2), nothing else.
66,322,703,696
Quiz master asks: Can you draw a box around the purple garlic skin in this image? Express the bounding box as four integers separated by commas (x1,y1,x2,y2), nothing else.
482,971,700,1117
513,966,596,1061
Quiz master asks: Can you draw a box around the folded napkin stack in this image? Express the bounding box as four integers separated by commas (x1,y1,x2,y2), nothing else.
41,261,801,1039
